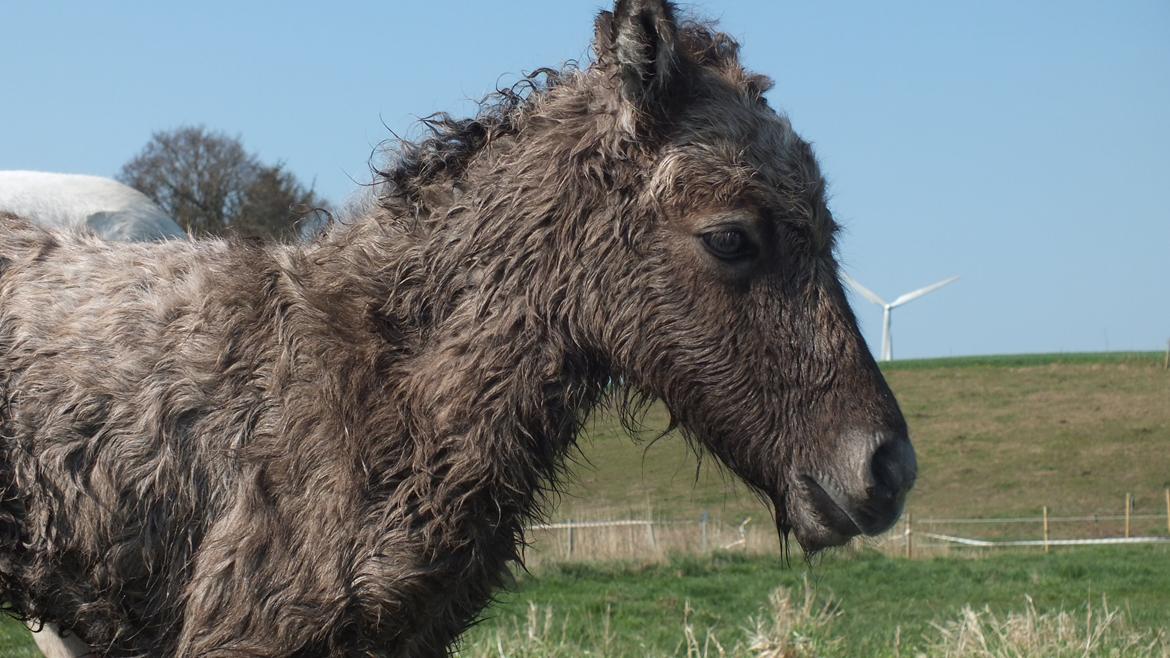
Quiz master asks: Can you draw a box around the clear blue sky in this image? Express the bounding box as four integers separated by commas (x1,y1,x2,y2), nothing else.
2,1,1167,359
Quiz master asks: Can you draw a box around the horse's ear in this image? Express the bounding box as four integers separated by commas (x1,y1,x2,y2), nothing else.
594,0,681,113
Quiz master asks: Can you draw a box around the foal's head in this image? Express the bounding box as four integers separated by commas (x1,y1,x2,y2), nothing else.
582,1,915,551
380,0,917,552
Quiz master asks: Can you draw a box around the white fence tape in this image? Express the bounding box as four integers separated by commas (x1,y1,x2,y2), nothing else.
525,516,1170,555
530,519,656,530
922,532,1170,547
918,514,1166,525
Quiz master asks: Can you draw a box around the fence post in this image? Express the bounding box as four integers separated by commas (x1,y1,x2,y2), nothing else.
1166,489,1170,536
1164,339,1169,369
647,519,657,550
700,511,709,552
904,512,913,559
1042,506,1050,554
1124,494,1132,538
566,520,574,558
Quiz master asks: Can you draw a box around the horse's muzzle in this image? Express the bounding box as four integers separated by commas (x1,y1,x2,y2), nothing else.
786,433,917,552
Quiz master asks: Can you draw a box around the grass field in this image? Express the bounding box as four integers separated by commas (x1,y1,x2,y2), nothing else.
3,548,1167,656
458,546,1170,657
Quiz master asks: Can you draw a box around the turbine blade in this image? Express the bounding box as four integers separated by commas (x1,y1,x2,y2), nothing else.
842,273,887,306
890,276,960,308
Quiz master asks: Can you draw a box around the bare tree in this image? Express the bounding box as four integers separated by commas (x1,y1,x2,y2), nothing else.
235,161,325,241
118,126,326,240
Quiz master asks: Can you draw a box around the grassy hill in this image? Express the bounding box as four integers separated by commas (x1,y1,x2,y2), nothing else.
558,352,1170,527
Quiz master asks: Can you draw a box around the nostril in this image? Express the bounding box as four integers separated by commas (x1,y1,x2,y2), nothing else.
869,438,917,498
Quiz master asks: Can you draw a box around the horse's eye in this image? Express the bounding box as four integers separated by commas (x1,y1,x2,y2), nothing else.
701,229,755,261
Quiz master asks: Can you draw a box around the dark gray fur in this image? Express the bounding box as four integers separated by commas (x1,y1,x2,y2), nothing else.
0,2,907,655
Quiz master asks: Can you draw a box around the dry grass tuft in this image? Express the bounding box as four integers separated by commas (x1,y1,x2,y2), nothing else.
457,578,839,658
457,602,614,657
458,583,1170,658
742,577,840,658
923,597,1170,658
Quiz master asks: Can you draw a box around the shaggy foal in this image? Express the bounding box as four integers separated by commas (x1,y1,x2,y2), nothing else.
0,2,915,656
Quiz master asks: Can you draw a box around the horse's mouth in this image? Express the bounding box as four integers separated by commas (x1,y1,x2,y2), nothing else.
801,475,864,536
778,474,907,554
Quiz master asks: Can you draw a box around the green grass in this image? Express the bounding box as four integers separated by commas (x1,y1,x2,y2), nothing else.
878,351,1163,371
0,619,37,658
461,546,1170,657
3,548,1168,655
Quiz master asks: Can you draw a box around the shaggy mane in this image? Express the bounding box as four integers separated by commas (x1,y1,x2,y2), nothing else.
374,21,762,212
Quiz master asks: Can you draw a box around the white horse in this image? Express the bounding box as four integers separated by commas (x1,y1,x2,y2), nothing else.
0,170,183,657
0,171,185,242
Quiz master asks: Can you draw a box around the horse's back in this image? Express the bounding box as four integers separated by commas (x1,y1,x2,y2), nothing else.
0,170,186,241
0,213,221,362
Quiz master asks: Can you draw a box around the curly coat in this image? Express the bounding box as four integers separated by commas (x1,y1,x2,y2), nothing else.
0,2,907,655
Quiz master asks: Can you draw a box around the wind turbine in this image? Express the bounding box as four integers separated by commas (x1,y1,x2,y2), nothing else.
843,274,960,362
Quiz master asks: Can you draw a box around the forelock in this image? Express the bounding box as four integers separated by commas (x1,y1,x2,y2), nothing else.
676,22,774,102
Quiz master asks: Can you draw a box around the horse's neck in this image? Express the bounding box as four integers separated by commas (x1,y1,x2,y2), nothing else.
315,212,603,536
395,303,601,533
